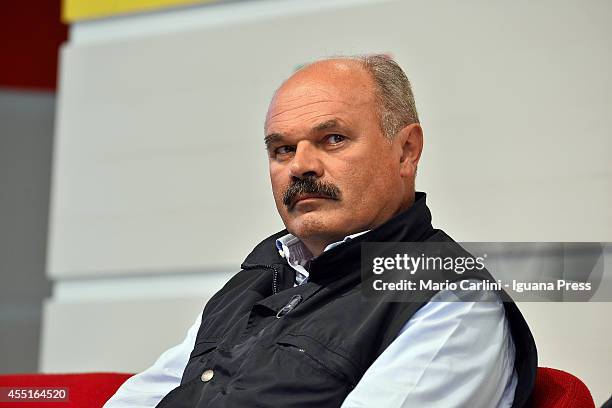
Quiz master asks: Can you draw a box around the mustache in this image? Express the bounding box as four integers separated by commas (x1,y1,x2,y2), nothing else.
282,176,342,209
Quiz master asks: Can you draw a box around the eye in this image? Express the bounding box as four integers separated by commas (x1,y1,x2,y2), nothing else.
326,134,346,145
274,145,295,156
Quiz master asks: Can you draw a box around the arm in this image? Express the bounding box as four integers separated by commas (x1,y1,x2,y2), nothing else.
103,312,202,408
341,285,517,408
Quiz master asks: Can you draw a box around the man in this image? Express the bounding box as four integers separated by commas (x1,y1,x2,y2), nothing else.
105,55,537,407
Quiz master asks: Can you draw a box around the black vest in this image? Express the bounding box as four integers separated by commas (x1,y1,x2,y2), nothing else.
157,193,537,408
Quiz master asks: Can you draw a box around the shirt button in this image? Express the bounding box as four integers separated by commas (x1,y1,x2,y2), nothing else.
201,369,214,382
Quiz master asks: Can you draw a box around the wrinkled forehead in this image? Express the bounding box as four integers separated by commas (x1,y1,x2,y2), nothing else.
265,61,379,130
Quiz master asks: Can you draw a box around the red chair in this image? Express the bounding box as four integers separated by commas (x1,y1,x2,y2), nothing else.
529,367,595,408
0,372,133,408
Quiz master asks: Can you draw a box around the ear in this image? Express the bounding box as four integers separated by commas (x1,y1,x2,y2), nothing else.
395,123,423,178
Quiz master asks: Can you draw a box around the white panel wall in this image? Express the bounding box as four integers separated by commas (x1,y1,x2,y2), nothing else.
41,297,206,372
43,0,612,404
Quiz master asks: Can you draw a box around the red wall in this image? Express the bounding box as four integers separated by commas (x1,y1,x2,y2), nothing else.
0,0,68,91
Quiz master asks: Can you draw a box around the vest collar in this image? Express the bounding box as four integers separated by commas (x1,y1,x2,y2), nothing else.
308,191,434,284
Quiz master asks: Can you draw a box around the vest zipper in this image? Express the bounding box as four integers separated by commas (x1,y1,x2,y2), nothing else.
272,265,279,294
241,264,280,294
276,295,303,318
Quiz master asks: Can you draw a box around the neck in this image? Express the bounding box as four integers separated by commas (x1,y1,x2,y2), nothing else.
298,194,417,257
301,237,339,258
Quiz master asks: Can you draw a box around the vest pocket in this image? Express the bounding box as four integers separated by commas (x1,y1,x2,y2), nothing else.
276,333,360,388
188,340,218,361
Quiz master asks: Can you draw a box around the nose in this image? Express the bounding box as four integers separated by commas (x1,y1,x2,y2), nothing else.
289,141,323,179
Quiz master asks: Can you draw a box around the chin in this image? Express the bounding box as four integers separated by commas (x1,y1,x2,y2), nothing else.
287,213,352,242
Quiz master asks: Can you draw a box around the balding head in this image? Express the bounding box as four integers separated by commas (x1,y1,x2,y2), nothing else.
268,55,419,139
266,58,377,134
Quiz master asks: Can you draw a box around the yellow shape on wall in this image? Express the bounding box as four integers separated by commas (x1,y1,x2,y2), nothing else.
63,0,221,23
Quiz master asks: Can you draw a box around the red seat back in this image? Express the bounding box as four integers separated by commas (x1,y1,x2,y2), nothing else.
0,372,133,408
529,367,594,408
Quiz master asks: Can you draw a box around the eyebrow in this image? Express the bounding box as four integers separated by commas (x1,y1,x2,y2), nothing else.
264,133,283,150
313,119,341,132
264,119,344,149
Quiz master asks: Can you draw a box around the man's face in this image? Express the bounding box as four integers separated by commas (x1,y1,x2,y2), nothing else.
264,60,416,254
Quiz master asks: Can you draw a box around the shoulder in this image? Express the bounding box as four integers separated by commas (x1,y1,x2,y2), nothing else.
342,288,516,407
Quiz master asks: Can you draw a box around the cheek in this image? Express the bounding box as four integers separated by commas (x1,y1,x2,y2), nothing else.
334,167,379,209
343,159,398,203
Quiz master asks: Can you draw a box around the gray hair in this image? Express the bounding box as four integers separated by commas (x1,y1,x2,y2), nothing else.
353,54,419,139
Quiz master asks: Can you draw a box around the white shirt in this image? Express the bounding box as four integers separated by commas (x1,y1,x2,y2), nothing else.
105,234,517,408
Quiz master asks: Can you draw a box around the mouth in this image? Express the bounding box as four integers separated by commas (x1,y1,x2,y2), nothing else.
290,194,333,210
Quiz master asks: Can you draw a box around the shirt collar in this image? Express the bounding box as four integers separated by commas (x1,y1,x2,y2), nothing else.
275,231,369,260
275,231,369,285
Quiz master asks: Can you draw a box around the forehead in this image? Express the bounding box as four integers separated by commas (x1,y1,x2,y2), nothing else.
265,61,379,133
